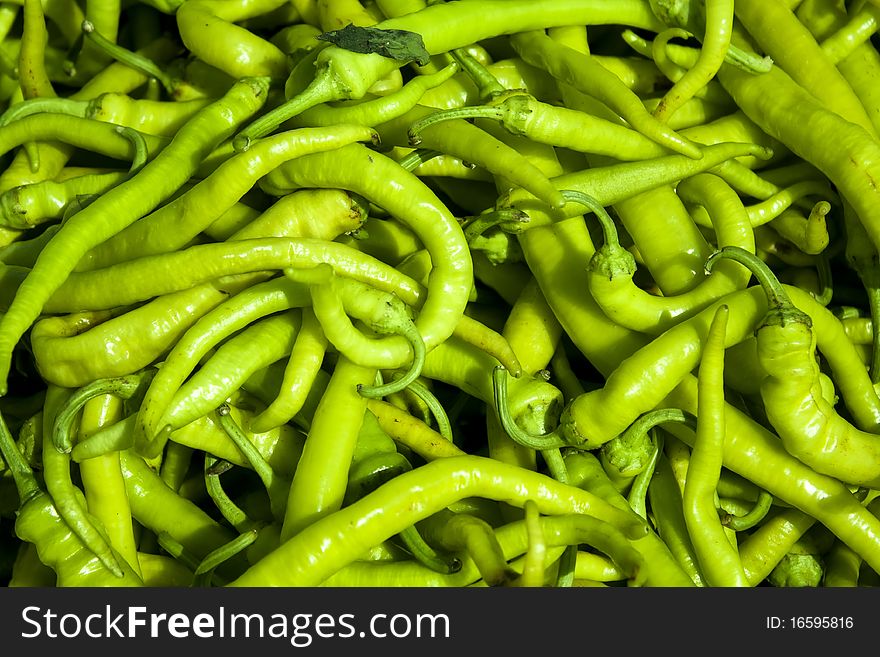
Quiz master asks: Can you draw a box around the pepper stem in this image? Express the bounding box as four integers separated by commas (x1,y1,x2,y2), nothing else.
192,528,260,587
626,431,663,520
723,489,774,531
397,525,462,575
450,47,505,100
52,372,153,453
215,404,288,521
560,189,621,249
491,366,568,450
705,245,812,327
404,378,454,442
357,319,427,399
462,208,529,243
81,20,176,95
396,148,443,172
0,409,40,503
234,70,342,151
601,408,694,489
407,105,505,146
0,97,89,126
116,126,149,172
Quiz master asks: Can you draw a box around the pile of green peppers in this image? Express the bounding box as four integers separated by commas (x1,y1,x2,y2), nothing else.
1,0,880,589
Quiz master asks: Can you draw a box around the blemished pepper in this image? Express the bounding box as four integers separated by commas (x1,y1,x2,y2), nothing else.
233,0,667,148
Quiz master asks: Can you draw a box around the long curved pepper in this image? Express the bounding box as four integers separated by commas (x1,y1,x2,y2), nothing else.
232,0,666,149
682,303,750,587
152,310,303,452
650,0,734,122
508,29,702,159
257,143,472,360
280,357,377,540
497,141,772,230
248,307,328,434
134,276,312,458
706,246,880,488
77,124,379,271
230,454,648,586
406,88,674,163
0,76,272,396
18,0,57,174
394,104,566,210
0,113,167,166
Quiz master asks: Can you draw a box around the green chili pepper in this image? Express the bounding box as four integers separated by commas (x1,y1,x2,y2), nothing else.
176,0,290,81
280,356,378,540
682,304,749,586
0,169,129,230
0,403,143,586
158,310,303,443
233,0,666,149
231,454,647,586
77,124,378,271
707,245,880,487
258,143,474,359
734,0,876,138
0,76,272,395
365,397,466,461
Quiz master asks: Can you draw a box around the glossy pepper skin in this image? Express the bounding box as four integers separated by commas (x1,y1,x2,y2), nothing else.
708,247,880,488
0,408,142,586
15,495,144,587
0,76,272,395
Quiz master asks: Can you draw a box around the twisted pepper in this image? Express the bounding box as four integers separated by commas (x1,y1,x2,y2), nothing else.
707,245,880,487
